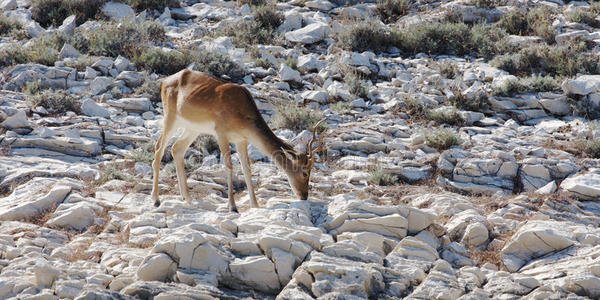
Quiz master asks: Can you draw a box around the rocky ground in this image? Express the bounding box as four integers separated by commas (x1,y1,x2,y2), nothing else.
1,0,600,299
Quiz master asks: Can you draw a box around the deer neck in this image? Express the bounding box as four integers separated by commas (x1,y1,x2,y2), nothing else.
252,128,297,173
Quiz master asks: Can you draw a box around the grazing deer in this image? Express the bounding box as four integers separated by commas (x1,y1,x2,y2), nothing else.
151,69,326,212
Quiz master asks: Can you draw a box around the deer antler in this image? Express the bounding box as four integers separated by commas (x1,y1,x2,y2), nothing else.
308,118,327,166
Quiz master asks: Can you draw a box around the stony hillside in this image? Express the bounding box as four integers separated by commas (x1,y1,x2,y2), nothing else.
1,0,600,299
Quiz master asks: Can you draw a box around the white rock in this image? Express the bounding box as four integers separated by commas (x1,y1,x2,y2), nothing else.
284,22,330,44
536,180,557,194
539,97,570,116
46,202,96,230
137,253,177,282
561,170,600,200
305,0,335,11
0,183,71,221
0,0,17,10
340,51,370,67
229,256,280,293
34,263,60,287
268,248,295,287
501,221,574,272
59,43,80,58
107,97,152,112
90,76,113,95
279,64,302,83
301,90,329,104
278,12,302,32
85,66,99,80
102,1,135,21
81,98,110,118
58,15,76,35
562,75,600,96
0,110,33,129
114,56,133,73
462,222,488,247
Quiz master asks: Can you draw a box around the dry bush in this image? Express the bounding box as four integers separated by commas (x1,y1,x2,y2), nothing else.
30,0,106,27
25,203,57,226
27,89,82,115
424,128,462,151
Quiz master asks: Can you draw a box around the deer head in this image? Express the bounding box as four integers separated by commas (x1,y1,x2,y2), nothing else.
281,119,327,200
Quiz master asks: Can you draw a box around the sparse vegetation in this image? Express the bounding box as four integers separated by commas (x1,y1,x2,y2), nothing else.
368,167,398,186
97,164,133,185
331,101,352,115
343,69,369,99
498,7,556,43
398,22,472,56
491,38,599,77
491,75,561,97
219,4,283,47
469,24,513,60
574,138,600,158
131,141,155,165
337,19,395,53
88,20,166,58
565,8,600,28
133,47,239,77
134,73,161,103
0,16,29,40
271,102,323,132
30,0,106,27
376,0,411,22
428,108,465,126
439,62,458,79
194,135,220,155
121,0,180,11
27,89,82,115
424,128,462,150
448,89,489,112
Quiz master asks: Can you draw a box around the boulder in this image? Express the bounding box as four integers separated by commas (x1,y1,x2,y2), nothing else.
279,64,302,83
284,22,329,44
137,253,177,282
229,256,280,293
81,98,111,118
562,75,600,96
107,97,152,112
0,110,33,129
501,221,574,272
561,169,600,200
46,202,97,230
102,1,135,21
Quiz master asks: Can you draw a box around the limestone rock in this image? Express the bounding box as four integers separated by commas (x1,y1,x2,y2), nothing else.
561,169,600,200
137,253,177,282
284,22,330,44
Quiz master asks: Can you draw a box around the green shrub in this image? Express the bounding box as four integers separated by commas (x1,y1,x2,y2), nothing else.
121,0,180,11
97,164,133,185
28,89,81,115
424,128,462,150
283,57,298,71
398,22,471,56
428,108,465,126
134,73,161,103
193,135,220,154
491,75,560,97
574,138,600,158
470,24,513,60
134,48,189,75
401,94,429,120
376,0,411,22
331,101,352,114
131,141,154,165
337,20,395,52
134,47,239,77
253,4,283,29
368,168,398,186
0,16,29,40
220,19,281,47
527,7,556,43
448,87,489,112
498,9,528,35
439,62,458,79
491,38,598,77
271,102,322,132
238,0,265,5
88,21,166,58
343,70,369,99
498,7,556,43
565,8,600,28
30,0,106,27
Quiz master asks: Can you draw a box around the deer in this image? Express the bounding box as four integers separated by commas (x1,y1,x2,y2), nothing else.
151,69,326,212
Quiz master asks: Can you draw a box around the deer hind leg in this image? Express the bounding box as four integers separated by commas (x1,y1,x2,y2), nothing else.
151,118,178,207
171,129,200,203
236,141,258,208
215,132,237,212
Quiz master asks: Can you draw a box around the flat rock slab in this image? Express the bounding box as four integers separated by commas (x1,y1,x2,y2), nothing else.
561,170,600,200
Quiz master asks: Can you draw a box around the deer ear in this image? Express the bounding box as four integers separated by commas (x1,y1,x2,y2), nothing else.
281,148,296,161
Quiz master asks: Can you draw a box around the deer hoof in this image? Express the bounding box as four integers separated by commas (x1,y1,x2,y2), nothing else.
154,200,161,207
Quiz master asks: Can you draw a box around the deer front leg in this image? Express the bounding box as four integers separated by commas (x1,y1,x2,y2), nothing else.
151,125,177,207
236,141,258,208
171,130,199,203
216,133,237,213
